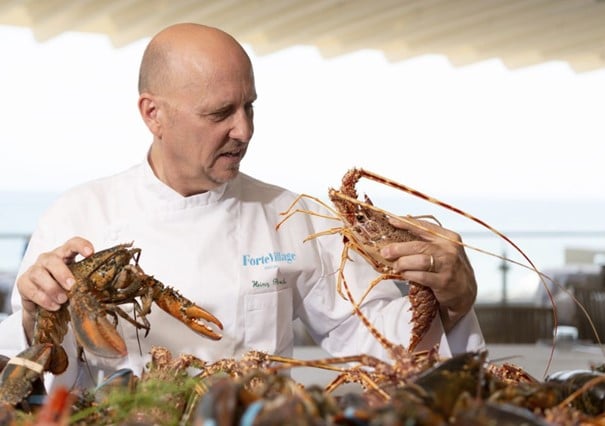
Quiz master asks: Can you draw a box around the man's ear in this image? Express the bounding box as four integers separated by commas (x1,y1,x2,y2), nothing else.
138,94,162,138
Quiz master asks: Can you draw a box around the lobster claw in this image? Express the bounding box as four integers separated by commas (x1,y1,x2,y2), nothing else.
153,285,223,340
0,343,53,406
68,289,128,358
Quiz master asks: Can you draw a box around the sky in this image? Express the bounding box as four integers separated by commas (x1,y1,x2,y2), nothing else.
0,24,604,301
1,23,604,203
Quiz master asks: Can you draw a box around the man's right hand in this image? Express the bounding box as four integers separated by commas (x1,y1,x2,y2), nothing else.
16,237,94,341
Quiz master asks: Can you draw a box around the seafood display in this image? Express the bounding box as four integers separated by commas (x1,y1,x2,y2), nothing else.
2,346,605,425
0,243,223,407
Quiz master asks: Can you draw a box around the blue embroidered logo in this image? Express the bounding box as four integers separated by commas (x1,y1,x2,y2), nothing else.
242,252,296,268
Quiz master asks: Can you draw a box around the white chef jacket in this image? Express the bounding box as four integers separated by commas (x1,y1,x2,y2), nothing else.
0,159,484,390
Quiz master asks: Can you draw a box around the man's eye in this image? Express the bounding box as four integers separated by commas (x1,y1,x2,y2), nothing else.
210,109,231,121
245,104,254,117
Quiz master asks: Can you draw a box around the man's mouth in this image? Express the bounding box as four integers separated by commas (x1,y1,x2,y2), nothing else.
220,146,245,159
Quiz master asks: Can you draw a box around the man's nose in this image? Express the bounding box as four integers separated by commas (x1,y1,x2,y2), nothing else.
229,109,254,142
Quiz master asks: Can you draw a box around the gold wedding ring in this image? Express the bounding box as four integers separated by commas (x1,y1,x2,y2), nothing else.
428,254,435,273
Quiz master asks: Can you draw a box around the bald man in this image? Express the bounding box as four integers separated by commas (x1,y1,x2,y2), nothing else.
1,23,483,392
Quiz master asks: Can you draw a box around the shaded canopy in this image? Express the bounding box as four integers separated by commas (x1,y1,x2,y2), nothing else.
1,0,604,72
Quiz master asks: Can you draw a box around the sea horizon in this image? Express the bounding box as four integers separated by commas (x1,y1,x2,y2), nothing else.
2,190,604,303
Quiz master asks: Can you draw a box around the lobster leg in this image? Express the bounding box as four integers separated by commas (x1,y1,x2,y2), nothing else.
105,303,152,337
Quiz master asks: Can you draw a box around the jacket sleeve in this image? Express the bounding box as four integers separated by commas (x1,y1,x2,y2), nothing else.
0,311,29,357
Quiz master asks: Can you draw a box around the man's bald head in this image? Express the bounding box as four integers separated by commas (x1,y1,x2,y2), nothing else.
138,23,252,95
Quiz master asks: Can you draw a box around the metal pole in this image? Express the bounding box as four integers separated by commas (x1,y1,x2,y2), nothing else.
499,249,510,304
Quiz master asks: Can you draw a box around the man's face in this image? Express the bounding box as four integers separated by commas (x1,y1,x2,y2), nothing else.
156,61,256,195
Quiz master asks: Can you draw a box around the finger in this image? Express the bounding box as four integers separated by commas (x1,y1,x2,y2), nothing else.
36,250,81,292
47,237,94,291
380,239,428,260
17,264,65,311
17,237,94,309
54,237,94,264
388,252,437,275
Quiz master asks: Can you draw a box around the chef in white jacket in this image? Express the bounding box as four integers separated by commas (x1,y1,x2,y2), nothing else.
0,23,484,391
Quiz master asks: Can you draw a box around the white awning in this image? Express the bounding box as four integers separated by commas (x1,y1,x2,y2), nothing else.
1,0,604,72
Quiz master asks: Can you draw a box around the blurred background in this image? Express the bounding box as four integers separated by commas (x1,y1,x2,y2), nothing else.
1,0,605,348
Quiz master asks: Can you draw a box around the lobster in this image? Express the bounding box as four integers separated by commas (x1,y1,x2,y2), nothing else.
277,168,444,351
0,242,223,407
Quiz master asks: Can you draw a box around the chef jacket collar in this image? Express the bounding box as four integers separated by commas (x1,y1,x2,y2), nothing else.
141,155,229,207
